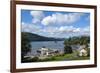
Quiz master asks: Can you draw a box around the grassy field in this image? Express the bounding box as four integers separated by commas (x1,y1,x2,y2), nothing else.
52,54,89,61
22,51,90,63
38,50,90,62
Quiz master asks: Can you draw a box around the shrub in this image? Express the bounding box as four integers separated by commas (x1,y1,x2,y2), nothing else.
64,45,73,54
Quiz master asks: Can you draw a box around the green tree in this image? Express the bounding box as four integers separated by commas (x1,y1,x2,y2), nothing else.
64,36,90,55
64,45,73,54
21,33,31,62
32,57,39,62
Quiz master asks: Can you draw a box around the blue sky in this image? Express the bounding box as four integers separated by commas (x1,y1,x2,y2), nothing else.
21,9,90,38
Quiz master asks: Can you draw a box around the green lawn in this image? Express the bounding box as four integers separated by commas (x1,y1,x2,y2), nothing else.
52,54,90,61
39,51,90,62
22,51,90,63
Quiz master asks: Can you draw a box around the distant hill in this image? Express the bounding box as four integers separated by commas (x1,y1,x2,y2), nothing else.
21,32,65,41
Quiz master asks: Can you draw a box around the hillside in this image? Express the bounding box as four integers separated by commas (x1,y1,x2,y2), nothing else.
21,32,65,41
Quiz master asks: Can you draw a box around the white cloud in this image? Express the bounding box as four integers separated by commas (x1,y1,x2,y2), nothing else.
59,26,81,33
30,11,44,19
21,22,90,38
41,13,83,26
41,16,56,26
43,27,59,35
73,28,80,32
22,10,90,38
30,11,44,24
41,26,89,38
21,22,42,33
59,26,74,32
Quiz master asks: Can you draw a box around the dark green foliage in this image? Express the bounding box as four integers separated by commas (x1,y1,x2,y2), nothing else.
22,57,39,63
31,57,39,62
85,48,90,56
21,57,31,63
64,45,73,54
64,36,90,54
39,57,56,62
64,36,90,45
21,32,31,62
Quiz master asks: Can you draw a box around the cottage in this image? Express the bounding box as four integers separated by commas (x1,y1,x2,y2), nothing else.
78,45,88,57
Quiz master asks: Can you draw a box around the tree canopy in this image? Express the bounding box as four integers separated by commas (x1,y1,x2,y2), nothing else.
21,33,31,61
64,36,90,54
64,36,90,46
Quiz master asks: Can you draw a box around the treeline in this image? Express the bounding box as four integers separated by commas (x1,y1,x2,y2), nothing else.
21,32,32,62
64,36,90,46
64,36,90,54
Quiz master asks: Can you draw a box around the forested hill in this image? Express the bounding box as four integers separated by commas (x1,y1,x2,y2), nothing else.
21,32,65,41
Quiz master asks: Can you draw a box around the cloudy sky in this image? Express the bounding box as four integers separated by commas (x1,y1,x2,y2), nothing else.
21,10,90,38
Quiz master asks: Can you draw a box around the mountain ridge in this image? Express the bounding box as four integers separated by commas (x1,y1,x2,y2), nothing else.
21,32,65,41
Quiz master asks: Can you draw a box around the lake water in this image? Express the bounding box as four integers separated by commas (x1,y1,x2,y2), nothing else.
27,41,64,56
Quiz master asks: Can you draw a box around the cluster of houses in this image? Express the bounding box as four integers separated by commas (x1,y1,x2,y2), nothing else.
37,45,89,57
24,47,63,59
36,47,63,59
24,45,89,59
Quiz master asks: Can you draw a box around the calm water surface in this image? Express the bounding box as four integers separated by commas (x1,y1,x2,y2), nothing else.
27,41,64,56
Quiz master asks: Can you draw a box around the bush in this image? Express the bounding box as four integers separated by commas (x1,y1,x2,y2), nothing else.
32,57,39,62
85,48,90,56
64,45,73,54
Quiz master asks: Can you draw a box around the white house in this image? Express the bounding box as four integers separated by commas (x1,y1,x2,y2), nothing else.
78,45,88,57
79,49,87,56
37,47,60,57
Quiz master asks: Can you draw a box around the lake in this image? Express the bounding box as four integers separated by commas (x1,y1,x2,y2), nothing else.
27,41,64,56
